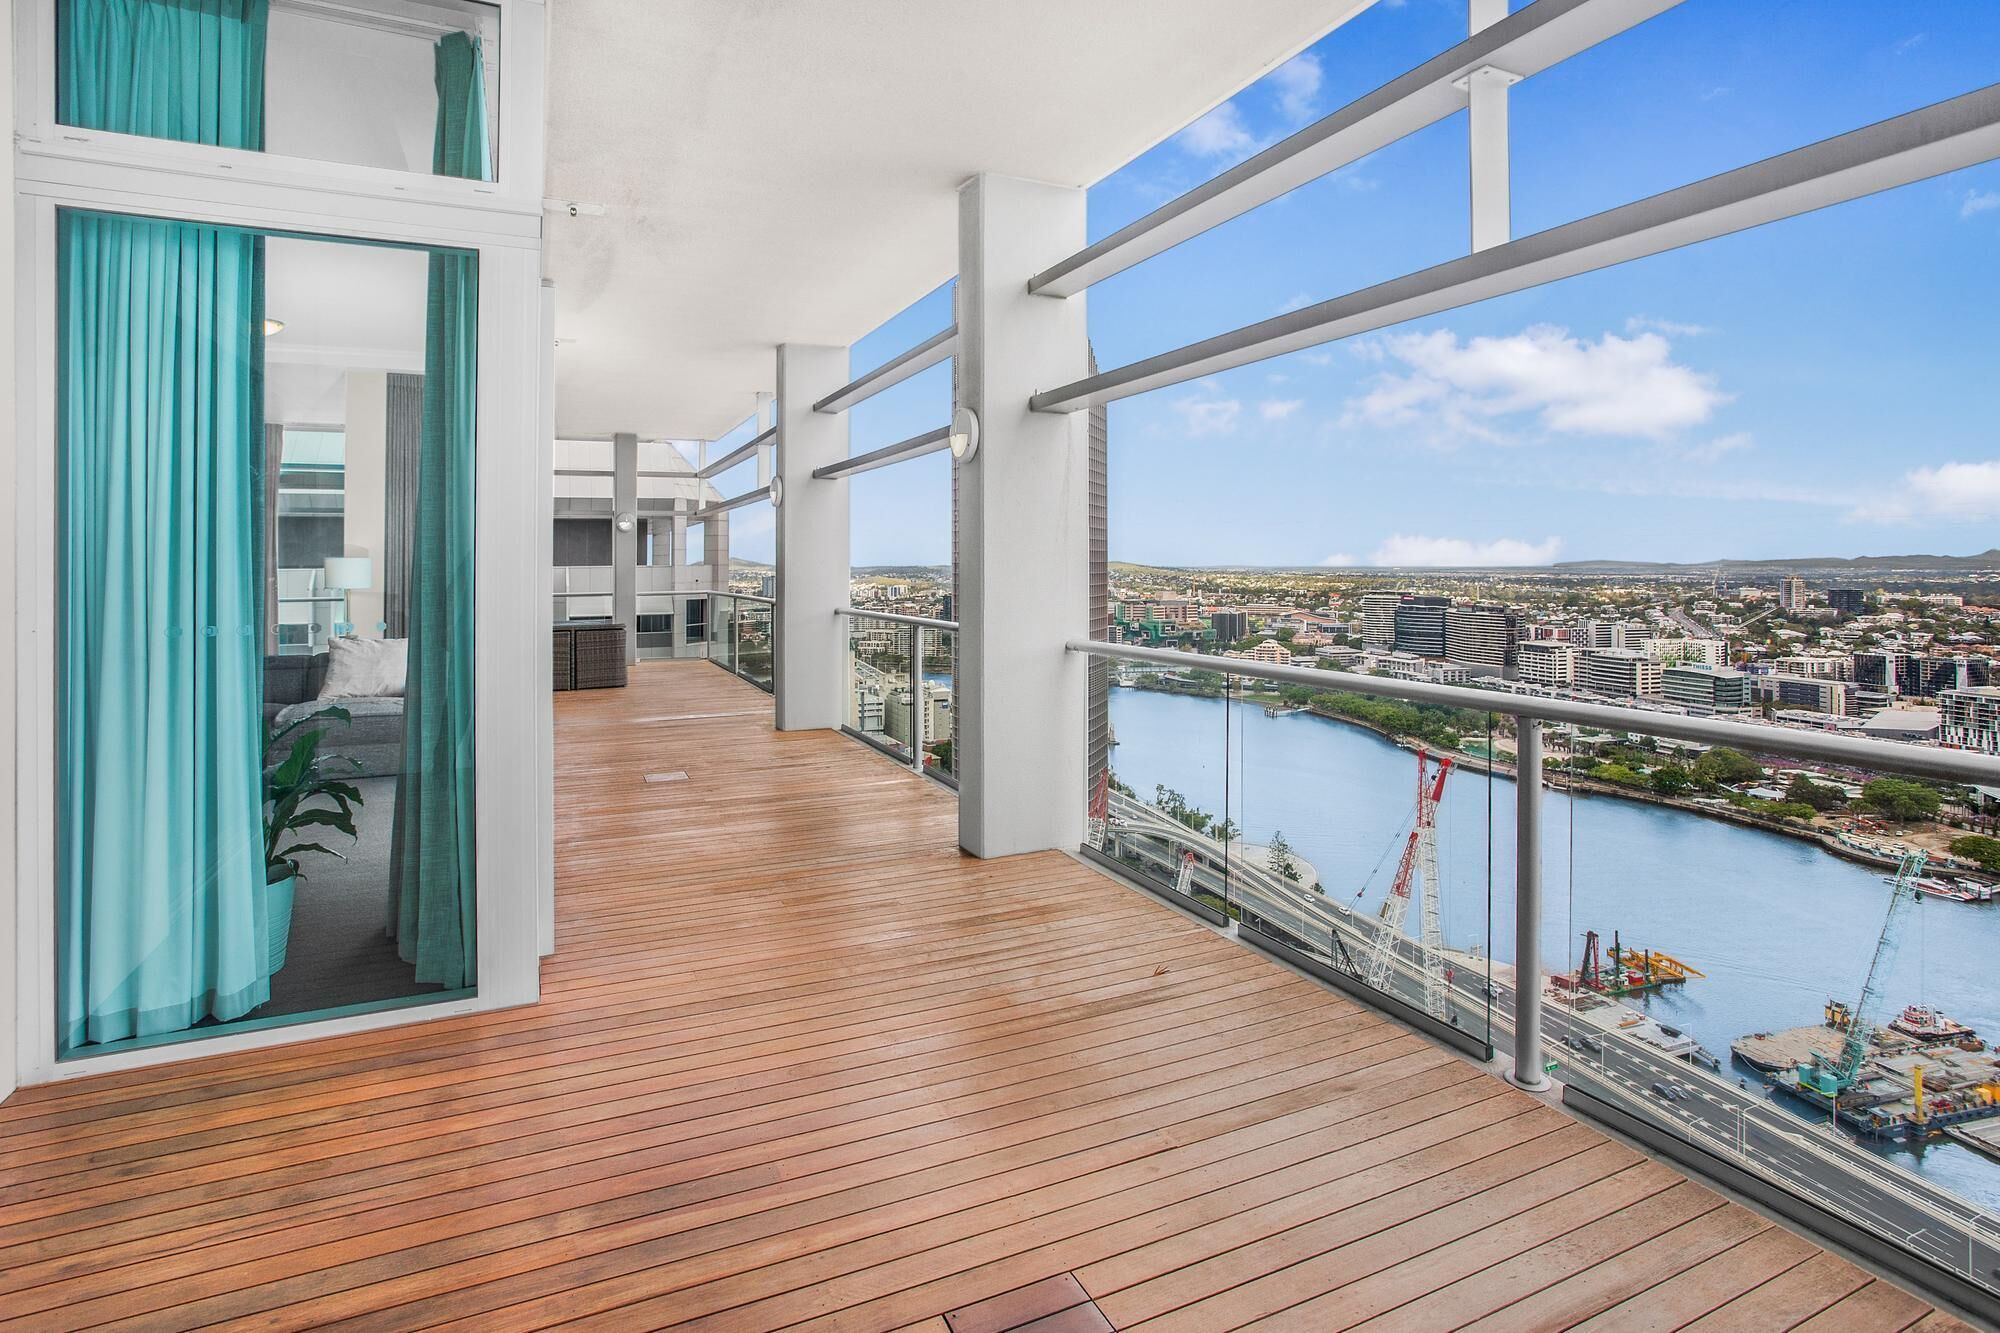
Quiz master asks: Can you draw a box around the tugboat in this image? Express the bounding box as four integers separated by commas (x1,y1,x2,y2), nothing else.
1888,1004,1983,1050
1910,874,1990,903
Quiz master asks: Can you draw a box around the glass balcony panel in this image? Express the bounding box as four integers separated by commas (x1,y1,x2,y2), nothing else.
709,594,739,676
1539,743,2000,1301
736,599,775,695
847,615,915,764
921,627,955,782
1091,657,1232,919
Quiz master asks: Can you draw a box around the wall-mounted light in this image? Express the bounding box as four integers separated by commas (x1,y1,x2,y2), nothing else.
768,475,784,509
948,406,980,462
614,511,636,533
263,318,286,336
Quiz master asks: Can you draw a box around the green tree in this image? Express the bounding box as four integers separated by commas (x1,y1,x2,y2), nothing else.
1648,765,1694,797
1949,834,2000,873
1859,778,1942,823
1692,747,1764,788
1590,762,1645,788
1267,829,1302,883
1784,774,1846,813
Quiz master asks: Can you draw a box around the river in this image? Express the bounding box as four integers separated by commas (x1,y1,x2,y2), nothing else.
1108,685,2000,1210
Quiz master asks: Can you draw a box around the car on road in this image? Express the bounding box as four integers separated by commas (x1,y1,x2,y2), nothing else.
1651,1081,1688,1102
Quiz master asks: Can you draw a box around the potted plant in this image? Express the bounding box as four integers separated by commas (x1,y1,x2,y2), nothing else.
263,706,364,975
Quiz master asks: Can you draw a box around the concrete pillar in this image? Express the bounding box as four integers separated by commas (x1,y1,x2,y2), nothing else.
955,174,1089,857
705,511,730,590
342,370,387,637
1467,0,1514,254
612,430,637,661
774,344,850,731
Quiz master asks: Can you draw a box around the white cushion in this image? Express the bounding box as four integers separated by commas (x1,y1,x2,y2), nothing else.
318,636,408,700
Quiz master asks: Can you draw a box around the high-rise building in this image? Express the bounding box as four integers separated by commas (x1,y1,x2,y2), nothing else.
1392,596,1449,658
1778,575,1808,611
1751,674,1852,716
1579,618,1631,651
1577,649,1664,698
1645,637,1727,669
1857,651,1991,698
1443,603,1517,676
1828,587,1865,615
1360,592,1402,648
1210,609,1248,644
1663,665,1749,714
1939,686,2000,755
1516,640,1575,688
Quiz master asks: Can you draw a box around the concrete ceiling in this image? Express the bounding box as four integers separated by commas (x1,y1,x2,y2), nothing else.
544,0,1373,441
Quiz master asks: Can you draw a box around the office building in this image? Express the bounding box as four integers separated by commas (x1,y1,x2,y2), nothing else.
1663,665,1750,714
1210,609,1249,644
1779,575,1808,611
1392,595,1450,658
1940,686,2000,754
1829,587,1866,615
1359,592,1402,648
1578,650,1665,698
1444,603,1518,676
1645,637,1727,669
1516,640,1576,688
1751,674,1853,717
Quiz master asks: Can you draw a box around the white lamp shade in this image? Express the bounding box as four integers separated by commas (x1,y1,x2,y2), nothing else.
322,556,374,590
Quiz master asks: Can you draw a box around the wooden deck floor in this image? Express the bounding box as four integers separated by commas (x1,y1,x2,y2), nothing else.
0,662,1971,1331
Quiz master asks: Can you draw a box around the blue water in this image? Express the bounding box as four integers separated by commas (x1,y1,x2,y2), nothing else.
1109,685,2000,1209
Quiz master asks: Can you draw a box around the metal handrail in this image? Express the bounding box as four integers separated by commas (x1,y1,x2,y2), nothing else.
1027,0,1684,299
839,607,959,632
812,426,953,480
813,326,957,415
693,484,774,521
697,428,774,479
1067,639,2000,788
711,592,776,606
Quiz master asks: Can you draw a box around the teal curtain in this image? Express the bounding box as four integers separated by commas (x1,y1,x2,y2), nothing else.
387,32,484,988
59,0,268,149
57,0,270,1053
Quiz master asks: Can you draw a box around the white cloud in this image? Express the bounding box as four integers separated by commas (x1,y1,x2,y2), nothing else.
1343,323,1728,443
1259,398,1304,422
1624,315,1711,338
1170,393,1241,436
1370,534,1564,568
1677,432,1753,465
1852,461,2000,523
1278,292,1315,314
1320,552,1358,567
1300,350,1335,367
1961,190,2000,220
1895,32,1926,54
1270,53,1322,123
1177,103,1259,161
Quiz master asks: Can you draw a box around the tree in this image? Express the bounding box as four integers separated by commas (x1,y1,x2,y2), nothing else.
1949,834,2000,873
1267,830,1302,883
1648,765,1694,797
1692,747,1763,788
1784,774,1846,813
1859,778,1942,823
1590,762,1645,788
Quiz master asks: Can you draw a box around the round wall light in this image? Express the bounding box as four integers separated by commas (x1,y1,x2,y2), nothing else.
614,510,636,533
769,475,784,509
949,406,981,462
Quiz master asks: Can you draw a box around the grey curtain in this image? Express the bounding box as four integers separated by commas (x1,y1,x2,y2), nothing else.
383,371,423,638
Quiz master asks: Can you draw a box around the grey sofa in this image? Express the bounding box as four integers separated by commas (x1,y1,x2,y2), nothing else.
264,654,405,779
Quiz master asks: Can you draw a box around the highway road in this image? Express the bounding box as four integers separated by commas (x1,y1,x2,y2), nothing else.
1100,793,2000,1298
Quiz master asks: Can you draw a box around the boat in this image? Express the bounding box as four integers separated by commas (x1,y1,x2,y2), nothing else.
1911,875,1994,903
1888,1004,1980,1046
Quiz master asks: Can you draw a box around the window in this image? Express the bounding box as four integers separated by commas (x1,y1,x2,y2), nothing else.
56,0,501,181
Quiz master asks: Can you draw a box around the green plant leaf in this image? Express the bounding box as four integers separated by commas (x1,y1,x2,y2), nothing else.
289,808,359,839
276,840,346,864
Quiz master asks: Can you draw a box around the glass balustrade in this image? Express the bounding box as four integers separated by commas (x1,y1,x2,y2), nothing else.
845,614,916,764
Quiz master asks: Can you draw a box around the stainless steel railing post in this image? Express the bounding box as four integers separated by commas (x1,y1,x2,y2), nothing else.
1509,716,1552,1091
911,626,926,772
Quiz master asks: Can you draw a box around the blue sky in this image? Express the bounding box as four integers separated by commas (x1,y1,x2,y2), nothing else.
732,0,2000,570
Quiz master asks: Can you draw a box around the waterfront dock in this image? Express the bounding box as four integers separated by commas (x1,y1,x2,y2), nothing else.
1946,1117,2000,1164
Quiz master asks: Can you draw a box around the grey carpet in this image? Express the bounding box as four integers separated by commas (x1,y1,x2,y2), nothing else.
262,776,447,1019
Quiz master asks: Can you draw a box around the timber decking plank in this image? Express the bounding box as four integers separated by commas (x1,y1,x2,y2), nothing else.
0,662,1955,1333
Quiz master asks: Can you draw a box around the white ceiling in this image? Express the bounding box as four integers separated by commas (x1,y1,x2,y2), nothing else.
543,0,1373,442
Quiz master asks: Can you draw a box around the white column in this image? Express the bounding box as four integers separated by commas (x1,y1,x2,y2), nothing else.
1,11,17,1102
341,370,387,637
612,430,637,661
534,280,556,958
1467,0,1515,254
774,344,850,731
956,174,1089,857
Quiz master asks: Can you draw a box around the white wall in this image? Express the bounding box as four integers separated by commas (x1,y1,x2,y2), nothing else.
265,9,438,175
1,0,18,1106
342,370,388,638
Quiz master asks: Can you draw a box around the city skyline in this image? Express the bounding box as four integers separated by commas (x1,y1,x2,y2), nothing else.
725,0,2000,571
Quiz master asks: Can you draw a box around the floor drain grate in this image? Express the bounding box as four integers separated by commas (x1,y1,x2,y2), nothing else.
643,770,689,784
943,1273,1111,1333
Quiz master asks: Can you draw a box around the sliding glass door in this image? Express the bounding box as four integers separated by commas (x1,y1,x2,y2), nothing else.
56,214,482,1056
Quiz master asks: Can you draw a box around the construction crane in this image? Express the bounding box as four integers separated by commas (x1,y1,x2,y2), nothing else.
1172,849,1198,899
1797,848,1929,1100
1086,771,1110,851
1361,748,1453,1018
